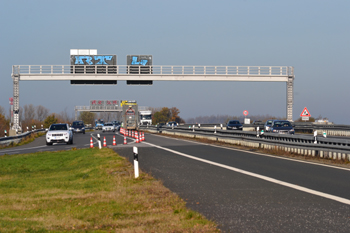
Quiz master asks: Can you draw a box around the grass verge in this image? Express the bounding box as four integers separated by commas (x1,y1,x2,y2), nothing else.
0,148,219,232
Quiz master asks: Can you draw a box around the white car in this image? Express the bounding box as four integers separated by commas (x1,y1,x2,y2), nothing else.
46,123,73,145
102,123,115,132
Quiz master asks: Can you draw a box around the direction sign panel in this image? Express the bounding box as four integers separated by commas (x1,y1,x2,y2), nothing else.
300,107,311,117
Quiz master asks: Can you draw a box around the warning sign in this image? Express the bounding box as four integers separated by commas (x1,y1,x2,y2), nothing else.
300,107,311,117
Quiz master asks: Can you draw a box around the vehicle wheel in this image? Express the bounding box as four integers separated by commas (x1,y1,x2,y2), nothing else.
46,141,52,146
83,131,85,134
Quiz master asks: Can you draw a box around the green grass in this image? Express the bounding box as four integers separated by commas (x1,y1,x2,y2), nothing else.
0,148,219,232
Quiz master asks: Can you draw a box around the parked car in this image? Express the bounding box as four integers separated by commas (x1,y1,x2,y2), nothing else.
264,120,274,132
102,122,115,132
226,120,243,130
70,121,85,134
270,120,295,134
46,123,73,145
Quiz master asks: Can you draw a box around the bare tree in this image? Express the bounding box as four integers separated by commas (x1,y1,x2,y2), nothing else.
57,107,74,123
0,105,6,117
36,105,50,122
23,104,36,122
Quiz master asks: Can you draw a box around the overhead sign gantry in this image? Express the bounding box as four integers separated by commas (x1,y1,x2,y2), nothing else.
10,49,294,135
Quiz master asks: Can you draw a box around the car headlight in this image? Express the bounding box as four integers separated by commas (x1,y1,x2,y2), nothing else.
272,129,278,132
290,129,294,132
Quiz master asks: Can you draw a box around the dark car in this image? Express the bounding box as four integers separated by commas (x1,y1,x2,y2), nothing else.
270,120,295,134
226,120,243,130
71,121,85,134
167,121,178,127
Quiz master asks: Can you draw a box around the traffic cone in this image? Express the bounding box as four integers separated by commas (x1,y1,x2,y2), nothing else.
142,132,145,141
128,130,130,137
124,135,127,144
140,132,143,142
90,137,94,148
113,135,116,146
136,131,139,143
103,137,107,147
132,130,134,138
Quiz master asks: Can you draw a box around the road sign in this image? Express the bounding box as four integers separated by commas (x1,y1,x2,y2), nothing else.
300,107,311,117
243,110,249,116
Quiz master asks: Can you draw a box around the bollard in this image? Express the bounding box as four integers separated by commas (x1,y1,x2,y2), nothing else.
198,124,201,129
192,125,195,132
323,131,327,138
220,124,223,130
41,125,43,129
27,126,29,132
314,130,317,144
256,127,260,137
4,130,7,137
214,125,217,134
133,146,139,178
172,123,174,130
97,134,102,149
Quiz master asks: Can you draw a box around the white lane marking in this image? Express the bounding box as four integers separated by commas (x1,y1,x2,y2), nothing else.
143,141,350,206
115,132,136,144
0,145,47,154
151,133,350,172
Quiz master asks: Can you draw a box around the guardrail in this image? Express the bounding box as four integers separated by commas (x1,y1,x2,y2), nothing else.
140,125,350,161
0,129,46,146
12,65,294,76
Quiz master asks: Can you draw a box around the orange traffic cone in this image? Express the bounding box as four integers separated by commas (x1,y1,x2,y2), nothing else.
90,137,94,148
139,132,143,142
113,135,116,146
136,131,139,143
142,132,145,141
132,130,134,138
124,135,127,144
103,137,107,147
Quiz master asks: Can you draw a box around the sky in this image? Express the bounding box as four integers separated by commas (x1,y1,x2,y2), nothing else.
1,0,349,124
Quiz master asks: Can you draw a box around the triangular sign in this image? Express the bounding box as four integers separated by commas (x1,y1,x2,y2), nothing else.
300,107,311,117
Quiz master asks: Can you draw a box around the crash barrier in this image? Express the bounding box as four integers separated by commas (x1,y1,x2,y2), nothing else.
140,125,350,162
179,123,350,137
0,129,46,146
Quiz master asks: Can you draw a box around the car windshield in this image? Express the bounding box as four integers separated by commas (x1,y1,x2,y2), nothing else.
229,121,239,124
273,121,291,127
105,123,113,126
72,122,84,126
50,124,67,131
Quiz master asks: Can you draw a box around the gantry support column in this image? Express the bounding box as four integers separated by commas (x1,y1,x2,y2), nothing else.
286,75,294,122
11,66,21,135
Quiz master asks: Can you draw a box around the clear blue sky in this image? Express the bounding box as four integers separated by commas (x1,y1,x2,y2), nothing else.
1,0,349,123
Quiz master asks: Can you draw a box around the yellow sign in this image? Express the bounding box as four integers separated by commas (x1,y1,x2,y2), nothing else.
121,100,137,106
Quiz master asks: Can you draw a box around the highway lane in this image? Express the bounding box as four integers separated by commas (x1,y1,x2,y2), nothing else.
114,133,350,233
2,131,350,232
0,131,136,155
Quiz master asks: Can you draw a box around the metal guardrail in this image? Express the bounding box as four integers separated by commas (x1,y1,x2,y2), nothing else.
140,125,350,157
0,129,46,146
12,65,294,76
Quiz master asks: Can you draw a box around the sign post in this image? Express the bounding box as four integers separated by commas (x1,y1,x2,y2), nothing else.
300,107,311,121
243,110,250,124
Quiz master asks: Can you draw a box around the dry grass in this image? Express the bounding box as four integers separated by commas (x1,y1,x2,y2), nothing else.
0,148,219,232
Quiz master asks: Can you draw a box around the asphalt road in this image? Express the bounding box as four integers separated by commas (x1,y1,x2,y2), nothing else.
1,131,350,232
114,133,350,233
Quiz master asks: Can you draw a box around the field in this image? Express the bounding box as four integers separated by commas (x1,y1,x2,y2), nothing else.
0,148,218,232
